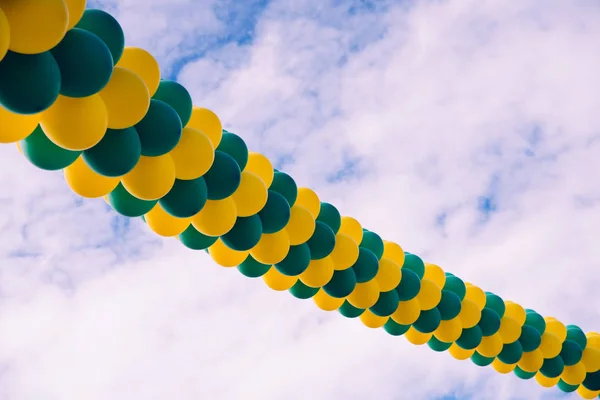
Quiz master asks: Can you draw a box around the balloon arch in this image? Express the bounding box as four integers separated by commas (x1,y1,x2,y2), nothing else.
0,1,598,397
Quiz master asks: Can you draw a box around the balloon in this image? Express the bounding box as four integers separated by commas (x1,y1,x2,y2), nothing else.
64,156,119,198
423,263,446,288
405,327,432,345
504,301,527,325
498,340,523,365
186,107,222,148
250,230,290,265
465,283,487,310
158,177,208,218
428,337,452,352
237,256,270,278
557,379,579,392
178,225,217,250
535,373,559,388
98,67,150,129
449,344,474,360
231,172,267,217
561,362,587,385
382,241,405,267
477,334,503,358
383,319,410,336
347,280,380,309
458,299,481,329
457,326,483,350
0,51,61,115
577,385,600,400
168,127,215,180
582,347,600,373
299,256,334,288
263,267,297,291
583,369,600,391
116,47,161,96
443,275,466,301
289,280,319,300
492,360,516,374
351,247,379,283
285,205,316,246
149,80,193,129
479,308,501,337
471,352,494,367
306,221,336,260
413,308,441,334
416,279,442,311
135,99,182,156
106,183,157,217
121,154,176,201
540,355,565,378
567,325,588,350
0,106,39,144
360,230,384,259
191,197,237,237
323,267,356,298
561,339,583,366
436,290,461,321
65,0,86,29
434,318,462,343
370,289,400,317
76,9,125,64
338,300,364,318
498,316,522,344
275,243,311,276
216,131,248,170
484,292,505,318
258,190,291,233
145,203,191,237
221,215,262,251
316,202,341,233
359,310,387,329
82,127,141,177
295,187,321,219
208,239,248,268
524,309,546,335
313,289,345,311
0,8,9,62
519,325,542,352
391,298,421,325
244,152,273,187
395,268,421,301
539,332,562,359
402,253,425,279
518,349,544,373
545,317,567,342
40,94,108,151
270,171,297,206
203,151,241,200
1,0,67,54
514,366,536,379
20,125,80,170
374,258,401,292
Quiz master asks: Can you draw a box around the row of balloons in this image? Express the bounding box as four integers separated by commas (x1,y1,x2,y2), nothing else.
1,1,599,397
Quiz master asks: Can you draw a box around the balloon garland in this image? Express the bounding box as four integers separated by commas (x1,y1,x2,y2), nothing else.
0,1,599,397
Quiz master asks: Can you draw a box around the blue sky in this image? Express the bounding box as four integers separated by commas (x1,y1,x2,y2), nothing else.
1,0,600,399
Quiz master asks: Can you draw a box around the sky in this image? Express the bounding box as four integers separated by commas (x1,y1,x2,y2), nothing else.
1,0,600,399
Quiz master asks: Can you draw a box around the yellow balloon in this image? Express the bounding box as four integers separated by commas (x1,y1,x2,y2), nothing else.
245,152,274,188
191,197,237,237
582,347,600,372
186,107,223,148
449,344,474,360
1,0,67,54
40,94,108,151
116,47,161,96
208,239,249,268
423,263,446,288
561,362,586,385
545,317,567,342
285,205,316,246
416,279,441,310
64,156,119,198
231,171,268,217
477,333,503,358
539,332,563,359
0,7,9,62
534,372,559,388
518,349,544,373
300,256,334,288
295,187,320,219
405,327,432,345
313,289,344,311
250,230,290,265
263,267,296,291
458,299,481,329
169,127,215,180
98,67,150,129
64,0,86,29
374,258,401,292
577,386,600,399
121,154,176,201
492,360,516,374
0,106,39,143
330,233,359,271
391,298,421,325
382,241,405,267
434,318,462,343
338,216,362,244
498,316,522,343
347,280,380,309
464,283,486,310
360,310,387,329
587,332,600,350
145,204,191,237
504,301,527,325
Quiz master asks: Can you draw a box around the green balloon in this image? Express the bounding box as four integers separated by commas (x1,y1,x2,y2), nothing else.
76,9,125,64
351,247,379,283
289,280,319,299
457,325,483,350
159,177,207,218
323,268,356,298
560,339,583,366
498,340,523,364
540,356,565,378
514,367,536,380
107,183,157,217
20,125,80,170
203,151,241,200
443,274,466,300
269,171,297,206
437,290,462,320
518,325,541,352
135,99,182,157
275,243,311,276
360,230,384,259
557,379,579,392
413,307,441,334
525,309,546,335
485,292,506,318
566,325,587,350
0,51,60,114
338,300,364,318
383,319,410,336
395,268,421,301
428,336,452,352
478,308,501,337
258,190,291,234
50,28,113,97
83,127,141,177
237,256,271,278
306,221,336,260
471,351,494,367
216,131,248,171
152,80,193,126
178,224,218,250
221,215,262,251
370,289,399,317
582,369,600,391
316,202,341,234
402,253,425,279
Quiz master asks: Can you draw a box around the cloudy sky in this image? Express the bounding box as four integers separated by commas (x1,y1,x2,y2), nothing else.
2,0,600,399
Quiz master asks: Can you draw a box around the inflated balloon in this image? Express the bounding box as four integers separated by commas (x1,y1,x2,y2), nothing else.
403,253,425,279
384,319,410,336
313,289,345,311
433,318,462,343
545,318,567,341
360,230,384,259
582,347,600,372
65,0,86,29
583,369,600,391
237,256,270,278
423,264,446,288
374,258,401,292
539,331,562,359
437,290,462,320
158,177,207,218
519,325,542,352
561,339,583,366
231,171,267,217
578,385,600,400
216,131,248,171
316,202,341,234
492,360,516,374
518,349,544,373
449,344,475,360
285,205,316,246
479,308,501,337
1,0,67,54
443,275,466,301
306,221,336,260
535,373,559,388
477,334,503,358
208,239,248,268
289,280,319,300
20,125,80,170
416,279,442,311
391,298,421,325
505,301,527,325
99,67,150,129
525,310,547,335
275,243,310,276
514,366,536,379
498,316,522,344
347,280,380,309
471,352,494,367
186,107,223,148
483,292,505,318
82,127,141,177
152,80,193,126
498,340,523,365
395,268,421,301
540,355,565,378
296,188,321,219
203,151,241,200
428,337,452,352
360,310,387,329
323,267,356,298
145,203,191,237
351,247,379,283
168,127,214,181
457,326,483,350
106,183,157,217
413,307,441,334
0,51,61,115
64,156,119,198
465,283,487,310
250,230,290,265
382,241,405,267
558,379,579,392
299,256,334,288
561,363,587,385
262,267,297,291
0,8,9,62
270,171,297,206
338,300,364,318
178,225,218,250
117,47,161,96
257,190,290,233
121,154,176,201
221,215,262,251
40,94,108,151
458,299,481,329
370,289,400,317
405,327,432,346
567,325,588,350
76,9,125,64
135,100,182,156
191,197,237,237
